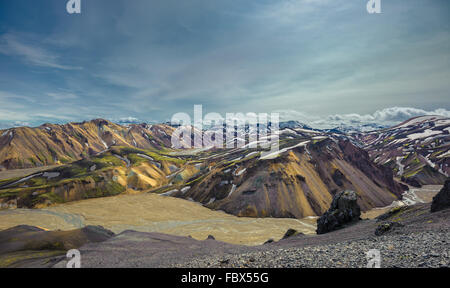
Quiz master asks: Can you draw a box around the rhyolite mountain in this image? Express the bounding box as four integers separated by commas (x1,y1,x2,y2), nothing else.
172,137,404,218
355,116,449,187
0,119,175,170
0,116,448,219
0,119,412,219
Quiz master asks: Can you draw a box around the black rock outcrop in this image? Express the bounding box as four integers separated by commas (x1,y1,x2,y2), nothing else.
281,229,304,240
316,190,361,234
431,178,450,212
375,221,404,236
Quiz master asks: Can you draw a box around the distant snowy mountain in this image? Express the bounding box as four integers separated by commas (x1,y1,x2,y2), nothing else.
321,123,388,134
279,121,314,130
279,120,387,134
357,115,450,187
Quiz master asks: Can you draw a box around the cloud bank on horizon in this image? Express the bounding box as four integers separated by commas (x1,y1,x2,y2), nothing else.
0,0,449,128
1,106,449,131
277,107,450,130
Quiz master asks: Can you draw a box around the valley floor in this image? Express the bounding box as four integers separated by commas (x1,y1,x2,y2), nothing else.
0,183,447,268
361,185,442,219
50,203,449,268
0,192,317,246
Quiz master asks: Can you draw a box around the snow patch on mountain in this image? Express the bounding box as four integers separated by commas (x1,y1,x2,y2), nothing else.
407,129,442,140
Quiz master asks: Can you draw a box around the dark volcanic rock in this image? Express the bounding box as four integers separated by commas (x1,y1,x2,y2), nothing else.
281,229,304,240
332,169,346,187
404,176,422,188
263,239,274,245
316,190,361,234
431,179,450,212
282,229,298,239
83,225,115,240
375,221,405,236
376,206,408,222
207,235,216,240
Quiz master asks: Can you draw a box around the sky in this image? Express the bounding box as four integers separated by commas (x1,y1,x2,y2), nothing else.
0,0,449,129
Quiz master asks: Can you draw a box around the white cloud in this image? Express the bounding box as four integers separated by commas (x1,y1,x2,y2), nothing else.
0,109,29,122
0,90,36,103
0,119,32,129
116,117,143,124
0,33,82,70
0,1,449,125
1,106,448,131
46,92,78,100
277,107,450,130
327,107,450,124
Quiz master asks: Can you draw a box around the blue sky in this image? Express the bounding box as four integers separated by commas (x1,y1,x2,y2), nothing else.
0,0,449,128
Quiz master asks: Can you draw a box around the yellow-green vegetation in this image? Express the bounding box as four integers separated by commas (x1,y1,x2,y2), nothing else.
113,146,186,164
0,146,190,208
385,206,416,222
185,173,208,186
0,120,178,170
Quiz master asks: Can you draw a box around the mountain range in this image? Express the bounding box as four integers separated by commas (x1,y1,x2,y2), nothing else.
0,119,175,170
0,116,448,219
355,116,449,186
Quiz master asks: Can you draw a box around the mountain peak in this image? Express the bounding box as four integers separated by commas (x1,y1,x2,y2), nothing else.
89,118,113,126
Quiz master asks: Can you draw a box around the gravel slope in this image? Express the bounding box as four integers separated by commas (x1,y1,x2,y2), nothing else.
51,203,450,268
173,230,449,268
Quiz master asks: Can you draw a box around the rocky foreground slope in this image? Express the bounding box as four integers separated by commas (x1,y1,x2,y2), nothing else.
1,181,448,268
1,200,448,268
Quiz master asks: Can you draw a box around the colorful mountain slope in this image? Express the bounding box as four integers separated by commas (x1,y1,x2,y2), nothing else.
356,116,449,187
172,137,404,218
0,146,196,208
0,119,175,170
4,117,443,219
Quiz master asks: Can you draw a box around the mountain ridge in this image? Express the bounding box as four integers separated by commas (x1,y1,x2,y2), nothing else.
356,115,449,187
0,115,448,220
0,119,175,170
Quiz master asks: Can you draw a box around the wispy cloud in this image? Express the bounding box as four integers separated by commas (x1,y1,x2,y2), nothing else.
46,92,78,100
0,1,449,124
0,120,31,130
0,90,36,103
0,33,82,70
